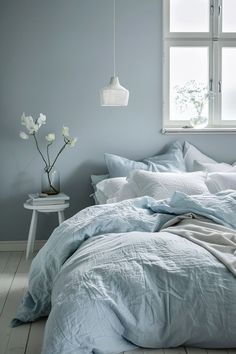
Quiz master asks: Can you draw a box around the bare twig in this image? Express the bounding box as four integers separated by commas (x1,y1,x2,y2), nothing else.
33,133,48,169
48,137,69,173
46,142,52,167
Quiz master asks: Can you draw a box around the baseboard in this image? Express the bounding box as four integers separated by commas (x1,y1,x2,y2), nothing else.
0,240,46,252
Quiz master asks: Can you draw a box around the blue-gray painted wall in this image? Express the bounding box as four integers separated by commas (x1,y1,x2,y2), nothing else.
0,0,235,241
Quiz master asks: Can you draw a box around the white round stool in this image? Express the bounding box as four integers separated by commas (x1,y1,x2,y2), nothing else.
24,199,69,259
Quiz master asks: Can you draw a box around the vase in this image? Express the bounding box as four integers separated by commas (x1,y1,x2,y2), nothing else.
41,168,60,195
190,115,208,129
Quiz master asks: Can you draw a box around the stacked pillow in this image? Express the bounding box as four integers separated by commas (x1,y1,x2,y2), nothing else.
92,177,127,204
183,141,236,172
183,141,216,171
91,174,109,204
105,141,186,178
108,170,209,203
91,141,186,204
206,173,236,193
91,141,236,204
193,160,236,173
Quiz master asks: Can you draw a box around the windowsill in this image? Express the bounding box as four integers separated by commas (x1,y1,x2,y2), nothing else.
162,127,236,134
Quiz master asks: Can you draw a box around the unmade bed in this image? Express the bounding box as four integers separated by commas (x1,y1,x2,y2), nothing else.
12,191,236,354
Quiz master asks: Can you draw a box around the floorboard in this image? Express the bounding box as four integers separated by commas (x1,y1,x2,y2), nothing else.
25,319,45,354
186,349,207,354
0,252,31,354
0,252,22,315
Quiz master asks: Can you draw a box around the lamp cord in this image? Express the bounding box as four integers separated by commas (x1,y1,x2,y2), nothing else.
113,0,116,77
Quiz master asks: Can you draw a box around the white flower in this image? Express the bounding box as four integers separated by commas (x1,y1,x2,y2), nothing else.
37,113,46,127
175,81,211,116
68,137,77,147
45,133,55,142
21,112,27,125
19,131,29,140
21,113,38,134
62,126,69,137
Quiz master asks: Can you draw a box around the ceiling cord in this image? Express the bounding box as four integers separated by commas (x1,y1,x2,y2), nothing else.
113,0,116,77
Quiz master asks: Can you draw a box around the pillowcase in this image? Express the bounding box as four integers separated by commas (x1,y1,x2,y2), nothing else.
193,160,236,173
96,177,127,202
104,153,149,178
105,141,185,178
91,174,109,187
206,172,236,193
107,181,138,204
126,170,209,201
144,141,186,172
184,142,216,172
91,174,110,204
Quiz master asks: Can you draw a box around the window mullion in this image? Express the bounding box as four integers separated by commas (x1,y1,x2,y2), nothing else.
211,0,216,38
215,0,222,125
213,41,221,126
211,0,221,127
209,42,214,127
213,0,222,38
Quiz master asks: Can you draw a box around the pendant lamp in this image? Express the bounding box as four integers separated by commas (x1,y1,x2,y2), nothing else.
100,0,129,107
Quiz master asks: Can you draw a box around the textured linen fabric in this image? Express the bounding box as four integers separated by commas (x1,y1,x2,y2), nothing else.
107,179,138,203
206,172,236,193
90,174,110,204
184,141,216,171
104,153,149,178
128,170,209,200
143,141,186,172
165,216,236,276
105,141,185,178
96,177,127,203
12,191,236,353
193,160,236,173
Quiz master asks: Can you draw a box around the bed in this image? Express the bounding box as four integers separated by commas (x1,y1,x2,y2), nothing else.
12,142,236,354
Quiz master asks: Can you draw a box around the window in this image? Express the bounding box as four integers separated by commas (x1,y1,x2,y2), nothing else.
163,0,236,130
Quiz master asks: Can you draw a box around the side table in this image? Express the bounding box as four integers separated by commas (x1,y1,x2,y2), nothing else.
24,199,69,259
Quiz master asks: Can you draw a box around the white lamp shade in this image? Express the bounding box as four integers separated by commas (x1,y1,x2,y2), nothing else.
100,76,129,107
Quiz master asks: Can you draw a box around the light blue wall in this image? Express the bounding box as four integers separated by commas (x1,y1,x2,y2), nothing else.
1,0,236,241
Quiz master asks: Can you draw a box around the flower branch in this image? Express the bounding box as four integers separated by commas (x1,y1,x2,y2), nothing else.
19,113,77,194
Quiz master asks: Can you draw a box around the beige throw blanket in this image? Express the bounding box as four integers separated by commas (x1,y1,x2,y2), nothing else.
162,215,236,277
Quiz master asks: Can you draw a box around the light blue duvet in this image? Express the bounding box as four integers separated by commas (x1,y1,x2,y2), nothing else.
12,191,236,353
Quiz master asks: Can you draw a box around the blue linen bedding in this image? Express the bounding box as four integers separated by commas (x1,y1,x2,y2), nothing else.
12,191,236,353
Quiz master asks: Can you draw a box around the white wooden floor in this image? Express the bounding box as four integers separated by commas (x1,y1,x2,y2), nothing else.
0,251,235,354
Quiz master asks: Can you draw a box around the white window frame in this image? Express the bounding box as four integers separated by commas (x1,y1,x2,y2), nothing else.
163,0,236,131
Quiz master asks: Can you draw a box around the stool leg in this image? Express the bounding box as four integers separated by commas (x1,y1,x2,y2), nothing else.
58,211,65,225
26,210,38,260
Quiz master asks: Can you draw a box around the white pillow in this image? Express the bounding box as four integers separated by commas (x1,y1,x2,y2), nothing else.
96,177,127,204
193,160,236,173
184,142,216,172
206,172,236,193
93,190,107,205
107,181,138,203
125,170,209,201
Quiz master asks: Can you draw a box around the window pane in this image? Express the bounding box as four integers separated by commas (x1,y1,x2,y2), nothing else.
222,0,236,32
222,48,236,120
169,0,209,32
169,47,209,121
